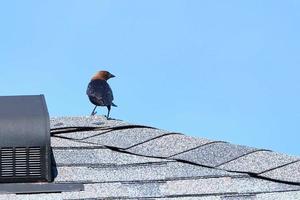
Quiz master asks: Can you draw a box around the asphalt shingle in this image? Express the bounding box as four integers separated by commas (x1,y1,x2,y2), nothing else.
51,116,170,149
127,134,213,157
218,151,299,174
55,164,167,182
260,161,300,183
163,162,239,180
55,161,240,183
53,148,164,166
1,116,299,200
171,142,257,167
51,137,103,148
161,177,300,196
221,195,256,200
83,127,171,149
256,191,300,200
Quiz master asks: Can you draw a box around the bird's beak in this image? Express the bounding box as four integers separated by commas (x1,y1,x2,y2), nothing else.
110,74,116,78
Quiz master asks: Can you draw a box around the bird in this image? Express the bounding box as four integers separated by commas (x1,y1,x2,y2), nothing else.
86,70,117,119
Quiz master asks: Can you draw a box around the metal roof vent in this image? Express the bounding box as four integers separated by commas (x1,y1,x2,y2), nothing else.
0,95,51,183
0,95,83,194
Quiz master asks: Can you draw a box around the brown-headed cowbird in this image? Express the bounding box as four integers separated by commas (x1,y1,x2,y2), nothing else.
86,70,117,119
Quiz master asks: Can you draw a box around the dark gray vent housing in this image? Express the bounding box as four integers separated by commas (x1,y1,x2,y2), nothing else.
0,95,52,183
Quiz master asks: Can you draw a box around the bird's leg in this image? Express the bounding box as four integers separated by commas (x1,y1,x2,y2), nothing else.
91,105,97,116
106,105,111,119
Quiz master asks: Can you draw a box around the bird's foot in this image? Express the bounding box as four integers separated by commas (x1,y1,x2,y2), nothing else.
105,115,112,120
91,111,97,116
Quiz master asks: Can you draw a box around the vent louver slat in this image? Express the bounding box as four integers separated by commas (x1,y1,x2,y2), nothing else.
0,147,42,179
0,148,14,177
15,147,27,177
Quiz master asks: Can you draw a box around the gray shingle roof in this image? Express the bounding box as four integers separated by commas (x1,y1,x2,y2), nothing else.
1,116,299,199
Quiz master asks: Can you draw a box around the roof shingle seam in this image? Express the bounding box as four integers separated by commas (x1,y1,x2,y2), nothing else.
124,132,183,150
163,174,248,181
52,135,300,187
51,124,159,141
52,146,107,150
52,139,175,164
258,160,300,175
52,136,111,148
55,174,248,185
150,193,240,199
221,194,256,198
66,198,128,200
54,138,300,186
234,189,300,196
56,161,172,168
56,179,168,184
100,145,176,160
158,189,300,199
171,157,216,169
81,127,159,141
167,141,227,158
52,131,176,150
214,149,272,168
225,170,300,186
51,126,104,132
50,124,158,134
163,156,300,186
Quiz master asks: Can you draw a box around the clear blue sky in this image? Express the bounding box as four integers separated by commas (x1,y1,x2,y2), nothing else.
0,1,299,155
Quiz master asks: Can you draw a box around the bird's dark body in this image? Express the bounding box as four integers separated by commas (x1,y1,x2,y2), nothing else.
87,70,116,118
86,79,114,107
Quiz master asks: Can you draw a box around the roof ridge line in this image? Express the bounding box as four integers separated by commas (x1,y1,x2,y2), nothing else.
51,126,159,142
50,124,158,138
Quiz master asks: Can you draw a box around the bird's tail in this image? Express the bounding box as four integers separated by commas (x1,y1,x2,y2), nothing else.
112,102,118,107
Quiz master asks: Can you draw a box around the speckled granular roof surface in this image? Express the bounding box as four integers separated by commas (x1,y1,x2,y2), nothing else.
1,116,299,200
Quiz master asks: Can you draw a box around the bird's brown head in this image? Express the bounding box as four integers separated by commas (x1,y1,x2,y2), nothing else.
92,70,115,81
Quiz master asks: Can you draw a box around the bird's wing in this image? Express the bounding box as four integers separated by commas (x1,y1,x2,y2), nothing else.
87,80,114,106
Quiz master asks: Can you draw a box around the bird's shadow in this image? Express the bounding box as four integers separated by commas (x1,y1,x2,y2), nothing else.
91,121,105,125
